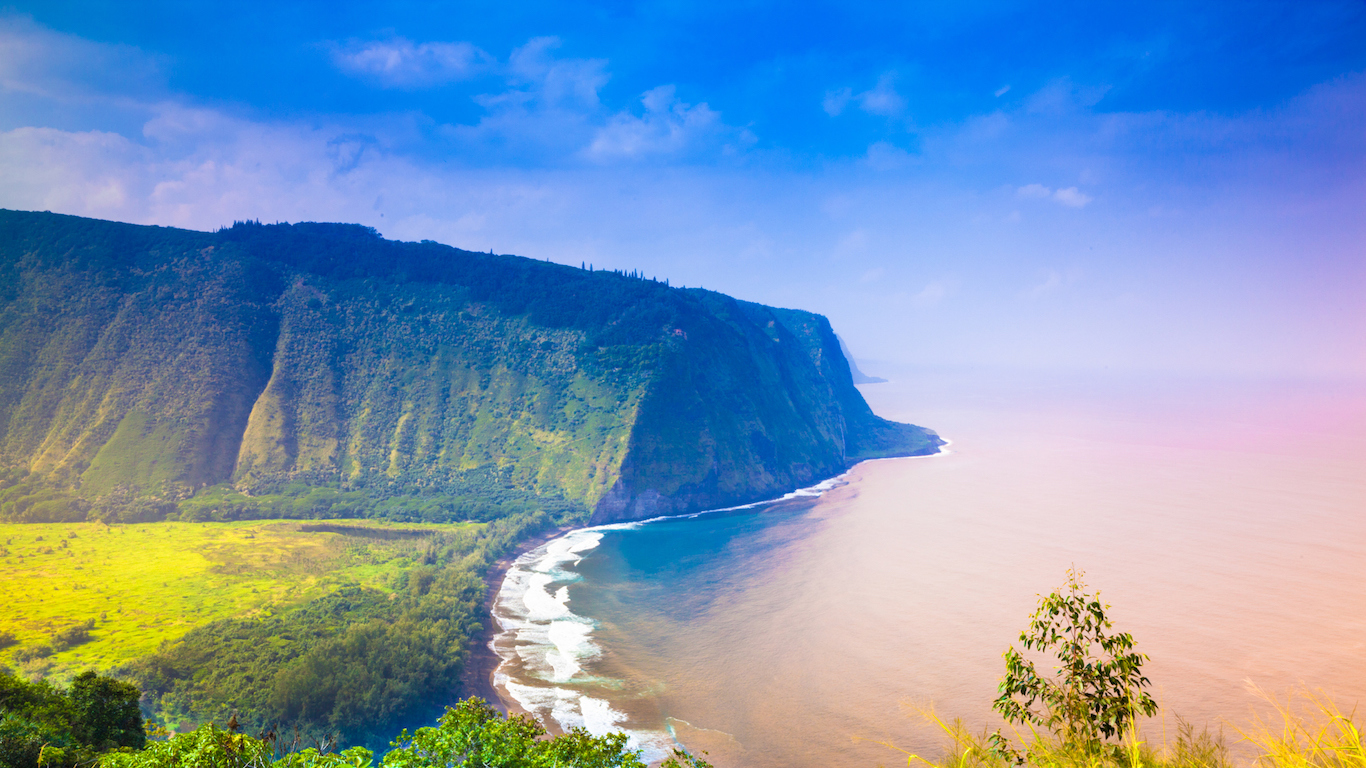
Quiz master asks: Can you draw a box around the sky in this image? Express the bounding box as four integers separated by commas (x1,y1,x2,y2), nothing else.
2,1,1364,378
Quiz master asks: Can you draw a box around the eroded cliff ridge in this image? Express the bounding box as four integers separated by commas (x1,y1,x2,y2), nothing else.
0,209,940,524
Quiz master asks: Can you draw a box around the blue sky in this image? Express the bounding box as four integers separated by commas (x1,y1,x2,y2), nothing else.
2,2,1364,376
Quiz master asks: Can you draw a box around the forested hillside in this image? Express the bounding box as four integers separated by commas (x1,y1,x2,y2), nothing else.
0,209,940,525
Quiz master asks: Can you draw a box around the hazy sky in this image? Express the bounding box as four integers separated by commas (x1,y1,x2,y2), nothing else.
2,2,1363,377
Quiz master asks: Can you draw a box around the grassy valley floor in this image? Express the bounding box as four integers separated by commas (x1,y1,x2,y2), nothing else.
0,519,480,680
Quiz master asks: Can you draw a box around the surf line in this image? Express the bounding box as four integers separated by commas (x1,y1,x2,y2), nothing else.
486,446,950,757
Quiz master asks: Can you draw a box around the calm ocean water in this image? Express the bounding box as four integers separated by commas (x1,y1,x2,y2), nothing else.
490,367,1366,767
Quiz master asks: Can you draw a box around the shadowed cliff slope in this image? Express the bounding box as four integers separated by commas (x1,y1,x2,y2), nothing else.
0,209,941,524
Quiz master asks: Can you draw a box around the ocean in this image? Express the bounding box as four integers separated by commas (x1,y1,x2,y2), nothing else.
488,366,1366,767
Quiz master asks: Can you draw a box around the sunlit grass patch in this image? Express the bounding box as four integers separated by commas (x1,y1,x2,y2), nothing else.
0,518,480,680
873,705,1224,768
877,690,1361,768
1238,687,1364,768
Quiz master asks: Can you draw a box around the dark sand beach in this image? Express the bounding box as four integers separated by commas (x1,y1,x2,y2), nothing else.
459,523,577,713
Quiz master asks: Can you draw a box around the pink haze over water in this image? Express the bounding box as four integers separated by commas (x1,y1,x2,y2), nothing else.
492,366,1366,767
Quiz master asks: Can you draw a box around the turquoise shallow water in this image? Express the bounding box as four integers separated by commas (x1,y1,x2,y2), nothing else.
491,368,1366,767
489,480,848,763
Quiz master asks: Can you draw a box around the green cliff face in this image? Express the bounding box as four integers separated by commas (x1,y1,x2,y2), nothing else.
0,209,940,524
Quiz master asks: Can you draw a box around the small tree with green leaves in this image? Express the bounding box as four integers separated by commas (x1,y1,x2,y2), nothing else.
381,697,712,768
992,568,1158,757
105,698,713,768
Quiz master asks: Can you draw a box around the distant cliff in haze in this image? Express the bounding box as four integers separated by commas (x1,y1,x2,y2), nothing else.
837,334,889,384
0,209,941,525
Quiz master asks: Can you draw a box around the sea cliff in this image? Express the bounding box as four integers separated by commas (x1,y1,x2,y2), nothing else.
0,209,940,524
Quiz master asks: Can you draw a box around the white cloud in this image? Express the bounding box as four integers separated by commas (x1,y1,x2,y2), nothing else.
823,87,852,117
0,14,163,103
331,38,490,88
863,141,917,171
825,73,907,119
1025,270,1063,298
833,228,869,258
506,37,608,109
911,280,953,308
327,134,379,174
0,126,144,215
1015,183,1092,208
3,17,752,173
1052,186,1092,207
994,85,1011,97
1026,77,1112,115
1022,269,1080,299
402,38,612,161
587,85,749,161
859,73,905,117
0,105,549,239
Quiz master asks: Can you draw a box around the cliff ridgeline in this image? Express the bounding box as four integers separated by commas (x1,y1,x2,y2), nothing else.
0,209,940,526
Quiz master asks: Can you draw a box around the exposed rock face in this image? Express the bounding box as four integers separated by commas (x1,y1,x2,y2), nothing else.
0,209,940,523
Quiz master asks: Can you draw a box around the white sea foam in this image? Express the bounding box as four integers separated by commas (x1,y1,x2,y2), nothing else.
498,677,668,756
576,695,628,736
493,529,609,685
629,732,679,765
499,676,583,721
522,575,571,621
489,468,875,757
545,619,596,681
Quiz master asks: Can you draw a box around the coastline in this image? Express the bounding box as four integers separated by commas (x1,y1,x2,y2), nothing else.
460,522,578,713
468,440,952,720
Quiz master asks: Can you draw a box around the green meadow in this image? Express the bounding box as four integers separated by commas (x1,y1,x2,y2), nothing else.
0,519,480,679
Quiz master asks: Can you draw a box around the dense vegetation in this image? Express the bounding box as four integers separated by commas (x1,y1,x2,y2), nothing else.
0,519,482,681
1,513,544,754
1,684,715,768
0,209,939,527
97,697,713,768
0,669,144,767
118,512,546,753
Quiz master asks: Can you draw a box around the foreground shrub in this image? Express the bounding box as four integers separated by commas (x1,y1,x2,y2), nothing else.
100,724,279,768
0,669,143,768
992,568,1158,759
101,698,711,768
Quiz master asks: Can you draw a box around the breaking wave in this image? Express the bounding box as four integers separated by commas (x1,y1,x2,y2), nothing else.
487,464,943,760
